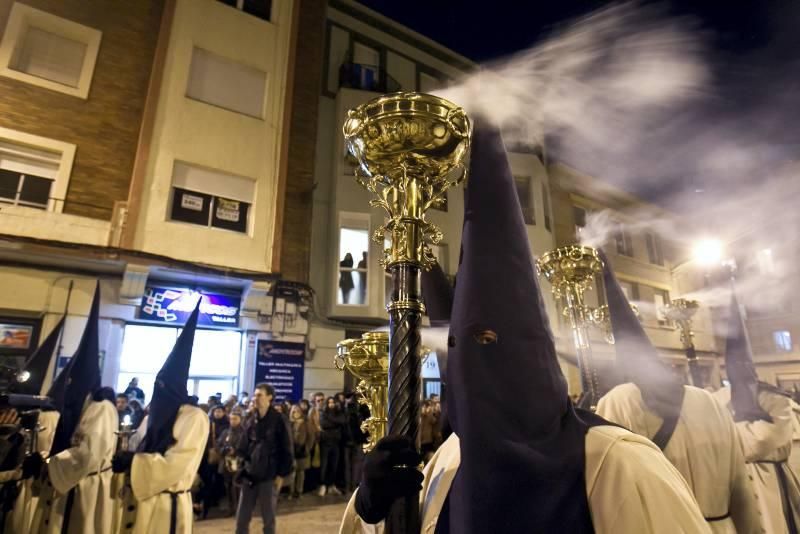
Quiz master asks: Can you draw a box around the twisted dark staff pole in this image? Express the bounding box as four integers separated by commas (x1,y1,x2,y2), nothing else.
685,344,704,388
385,262,422,534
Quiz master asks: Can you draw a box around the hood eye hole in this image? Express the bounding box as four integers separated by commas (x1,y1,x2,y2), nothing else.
473,330,497,345
447,335,456,348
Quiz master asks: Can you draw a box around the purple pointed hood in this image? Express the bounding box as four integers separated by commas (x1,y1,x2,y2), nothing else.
140,299,201,453
600,250,685,419
445,121,596,533
49,284,102,455
724,291,771,422
422,261,454,327
12,317,64,396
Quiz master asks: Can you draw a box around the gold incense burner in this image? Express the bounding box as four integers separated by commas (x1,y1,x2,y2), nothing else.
335,332,390,452
343,92,471,275
663,298,699,348
537,245,604,408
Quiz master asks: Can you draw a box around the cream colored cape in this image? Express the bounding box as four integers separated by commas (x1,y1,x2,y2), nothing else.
340,425,710,534
715,387,800,534
597,383,760,534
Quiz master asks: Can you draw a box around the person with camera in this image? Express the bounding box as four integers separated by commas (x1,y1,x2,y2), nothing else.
234,383,292,534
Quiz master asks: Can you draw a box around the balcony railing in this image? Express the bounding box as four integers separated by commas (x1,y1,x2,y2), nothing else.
338,61,401,94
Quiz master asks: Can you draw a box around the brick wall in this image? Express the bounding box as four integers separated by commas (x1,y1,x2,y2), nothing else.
0,0,164,220
278,0,327,282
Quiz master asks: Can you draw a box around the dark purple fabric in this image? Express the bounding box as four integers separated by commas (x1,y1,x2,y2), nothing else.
49,284,102,456
12,316,64,396
444,122,595,533
600,250,685,419
724,292,772,422
140,301,201,454
422,262,454,326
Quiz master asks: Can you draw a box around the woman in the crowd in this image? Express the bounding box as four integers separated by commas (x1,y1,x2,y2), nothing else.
318,397,346,496
290,404,311,499
420,400,440,463
196,405,228,519
217,408,245,516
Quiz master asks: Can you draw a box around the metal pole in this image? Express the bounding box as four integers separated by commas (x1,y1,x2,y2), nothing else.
52,280,74,380
564,288,598,409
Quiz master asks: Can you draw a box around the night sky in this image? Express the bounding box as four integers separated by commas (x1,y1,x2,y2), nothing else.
359,0,800,201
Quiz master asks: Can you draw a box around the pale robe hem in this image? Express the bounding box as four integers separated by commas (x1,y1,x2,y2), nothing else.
340,425,710,534
7,410,60,534
596,383,760,534
715,388,800,534
116,404,209,534
30,399,117,534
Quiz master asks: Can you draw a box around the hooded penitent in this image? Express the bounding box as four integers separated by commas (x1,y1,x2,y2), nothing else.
49,285,102,456
600,249,685,420
139,300,201,454
445,121,605,533
724,291,772,422
11,317,64,396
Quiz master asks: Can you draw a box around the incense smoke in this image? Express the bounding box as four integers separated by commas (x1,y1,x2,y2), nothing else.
437,1,800,326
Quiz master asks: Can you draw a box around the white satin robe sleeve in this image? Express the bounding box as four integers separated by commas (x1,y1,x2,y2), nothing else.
48,400,118,495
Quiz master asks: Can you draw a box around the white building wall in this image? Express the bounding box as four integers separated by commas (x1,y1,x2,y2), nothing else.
133,0,295,272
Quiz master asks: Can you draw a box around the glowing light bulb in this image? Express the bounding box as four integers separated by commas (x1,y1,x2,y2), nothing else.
692,238,723,267
16,370,30,383
123,414,132,426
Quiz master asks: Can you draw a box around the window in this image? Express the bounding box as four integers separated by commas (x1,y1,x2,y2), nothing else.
0,129,75,212
573,206,587,236
514,175,535,225
216,0,272,22
614,226,634,257
774,331,792,353
169,162,254,234
0,3,101,98
418,71,441,93
618,280,639,302
757,248,775,275
645,233,664,265
338,226,369,306
187,48,267,118
542,183,552,231
343,41,381,92
653,288,670,326
117,324,241,402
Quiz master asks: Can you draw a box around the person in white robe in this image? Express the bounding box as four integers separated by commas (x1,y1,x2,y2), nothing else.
599,384,759,534
341,428,710,534
29,395,117,534
715,291,800,534
29,285,117,534
112,300,208,534
341,122,709,533
9,409,59,534
788,398,800,478
6,317,64,534
594,254,759,534
716,386,800,534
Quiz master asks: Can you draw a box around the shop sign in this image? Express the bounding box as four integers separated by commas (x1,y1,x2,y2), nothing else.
140,286,241,327
255,340,305,402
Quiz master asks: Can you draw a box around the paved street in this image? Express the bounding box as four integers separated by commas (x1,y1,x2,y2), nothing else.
195,496,349,534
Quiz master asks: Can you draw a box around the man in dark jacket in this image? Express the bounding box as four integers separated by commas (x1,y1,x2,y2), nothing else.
235,383,292,534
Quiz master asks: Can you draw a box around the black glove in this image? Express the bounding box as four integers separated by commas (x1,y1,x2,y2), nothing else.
355,435,424,524
112,451,134,473
21,453,44,480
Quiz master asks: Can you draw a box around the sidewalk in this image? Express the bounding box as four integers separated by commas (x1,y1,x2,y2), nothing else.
195,495,349,534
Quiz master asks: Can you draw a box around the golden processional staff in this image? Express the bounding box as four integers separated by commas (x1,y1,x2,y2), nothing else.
663,298,703,387
342,92,471,533
537,245,604,410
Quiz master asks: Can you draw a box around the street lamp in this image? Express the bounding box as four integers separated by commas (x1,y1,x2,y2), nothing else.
692,238,724,267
